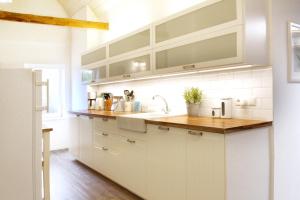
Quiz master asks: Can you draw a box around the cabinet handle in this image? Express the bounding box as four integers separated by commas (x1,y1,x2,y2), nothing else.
102,147,109,151
182,64,196,70
102,118,109,122
158,126,170,131
89,116,94,119
102,133,109,136
123,74,131,78
188,131,203,136
127,139,136,144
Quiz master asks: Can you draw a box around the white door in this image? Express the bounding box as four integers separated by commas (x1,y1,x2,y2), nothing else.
79,116,93,167
119,136,147,197
186,131,225,200
147,125,186,200
69,116,80,159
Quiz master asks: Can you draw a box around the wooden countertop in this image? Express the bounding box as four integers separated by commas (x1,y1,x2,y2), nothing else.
42,127,53,133
70,110,272,134
70,110,136,119
145,116,272,134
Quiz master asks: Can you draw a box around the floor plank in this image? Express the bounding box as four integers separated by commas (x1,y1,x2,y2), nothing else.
50,150,143,200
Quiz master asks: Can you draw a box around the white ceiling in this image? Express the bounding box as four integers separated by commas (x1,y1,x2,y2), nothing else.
57,0,108,18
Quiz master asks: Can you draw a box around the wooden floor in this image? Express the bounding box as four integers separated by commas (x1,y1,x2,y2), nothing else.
51,150,143,200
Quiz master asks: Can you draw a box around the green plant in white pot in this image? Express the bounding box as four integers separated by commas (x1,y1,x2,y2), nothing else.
184,87,203,116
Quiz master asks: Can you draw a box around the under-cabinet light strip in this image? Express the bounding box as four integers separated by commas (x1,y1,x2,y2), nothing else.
89,65,270,86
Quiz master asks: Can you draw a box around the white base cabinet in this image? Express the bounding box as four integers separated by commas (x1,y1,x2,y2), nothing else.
186,130,225,200
147,125,186,200
70,117,271,200
69,116,80,159
79,116,94,167
147,125,225,200
93,118,147,198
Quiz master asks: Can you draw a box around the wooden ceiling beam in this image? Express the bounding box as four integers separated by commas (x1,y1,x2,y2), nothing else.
0,10,109,30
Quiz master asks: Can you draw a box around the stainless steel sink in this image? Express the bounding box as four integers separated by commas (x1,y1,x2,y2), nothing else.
116,112,177,133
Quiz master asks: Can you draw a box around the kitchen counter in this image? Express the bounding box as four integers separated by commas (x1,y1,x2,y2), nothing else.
146,115,272,134
71,110,136,119
70,110,272,134
42,127,53,133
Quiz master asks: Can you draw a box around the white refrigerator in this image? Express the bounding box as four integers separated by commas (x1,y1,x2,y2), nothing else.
0,69,44,200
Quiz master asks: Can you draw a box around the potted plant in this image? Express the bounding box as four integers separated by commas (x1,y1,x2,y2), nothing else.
183,87,203,116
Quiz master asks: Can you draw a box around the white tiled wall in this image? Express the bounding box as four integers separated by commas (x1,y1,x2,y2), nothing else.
93,68,273,120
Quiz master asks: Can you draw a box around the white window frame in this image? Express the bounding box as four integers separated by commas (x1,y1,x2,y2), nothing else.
24,64,66,120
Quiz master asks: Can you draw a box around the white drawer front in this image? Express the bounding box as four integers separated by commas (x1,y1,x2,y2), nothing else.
94,117,118,132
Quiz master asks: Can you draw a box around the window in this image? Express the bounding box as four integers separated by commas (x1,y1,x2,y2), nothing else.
42,68,65,119
25,64,65,120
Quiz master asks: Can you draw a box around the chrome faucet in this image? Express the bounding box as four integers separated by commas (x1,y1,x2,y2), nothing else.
152,95,170,114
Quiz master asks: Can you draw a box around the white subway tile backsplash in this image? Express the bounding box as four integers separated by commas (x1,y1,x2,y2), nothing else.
261,98,273,110
252,109,273,121
95,68,273,120
252,88,273,98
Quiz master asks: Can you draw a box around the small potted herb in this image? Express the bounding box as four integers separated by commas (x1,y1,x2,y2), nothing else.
183,87,203,116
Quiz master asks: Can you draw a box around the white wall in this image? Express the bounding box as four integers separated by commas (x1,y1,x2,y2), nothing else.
0,0,74,151
71,7,88,110
0,0,70,68
272,0,300,199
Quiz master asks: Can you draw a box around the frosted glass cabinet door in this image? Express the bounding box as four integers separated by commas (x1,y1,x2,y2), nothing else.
156,32,238,71
81,47,106,66
92,66,106,82
81,70,93,84
109,54,151,78
82,66,107,84
109,29,150,57
155,0,237,44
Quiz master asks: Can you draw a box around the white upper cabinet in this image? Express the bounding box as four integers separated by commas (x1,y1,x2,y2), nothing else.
154,0,240,46
154,26,242,74
81,65,107,84
81,46,106,67
109,27,151,58
108,51,152,80
81,0,269,84
153,0,269,74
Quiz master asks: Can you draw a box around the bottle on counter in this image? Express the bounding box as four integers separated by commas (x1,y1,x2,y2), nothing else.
95,97,104,110
103,93,113,111
124,101,133,112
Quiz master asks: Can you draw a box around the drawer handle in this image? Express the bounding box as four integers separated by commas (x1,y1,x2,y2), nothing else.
158,126,170,131
89,116,94,119
102,133,109,136
102,147,109,151
127,139,136,144
102,118,109,122
188,131,203,136
182,64,196,70
123,74,131,78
